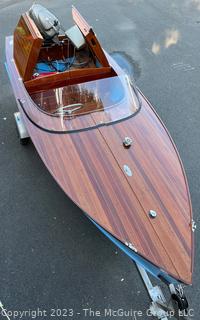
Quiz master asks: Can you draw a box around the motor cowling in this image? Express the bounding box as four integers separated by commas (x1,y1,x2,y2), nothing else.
29,4,61,43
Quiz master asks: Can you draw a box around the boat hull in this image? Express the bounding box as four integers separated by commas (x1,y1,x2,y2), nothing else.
89,217,181,284
5,36,193,285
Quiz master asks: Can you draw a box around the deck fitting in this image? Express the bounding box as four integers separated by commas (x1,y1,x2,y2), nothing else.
123,164,132,177
191,220,196,232
149,210,157,219
123,136,133,148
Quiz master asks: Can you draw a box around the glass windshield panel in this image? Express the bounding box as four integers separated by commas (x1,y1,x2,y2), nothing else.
29,75,140,132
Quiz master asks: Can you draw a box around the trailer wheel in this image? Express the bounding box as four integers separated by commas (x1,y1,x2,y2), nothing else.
20,137,30,145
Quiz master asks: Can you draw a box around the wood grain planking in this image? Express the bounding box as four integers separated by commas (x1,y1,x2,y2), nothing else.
14,14,43,81
4,46,179,270
25,67,114,94
20,113,179,277
97,96,192,283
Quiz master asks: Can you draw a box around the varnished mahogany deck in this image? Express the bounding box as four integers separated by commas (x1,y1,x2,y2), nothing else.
5,35,193,285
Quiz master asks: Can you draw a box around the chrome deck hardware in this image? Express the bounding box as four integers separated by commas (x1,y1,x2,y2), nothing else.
123,164,132,177
123,136,133,148
149,210,157,219
191,220,196,232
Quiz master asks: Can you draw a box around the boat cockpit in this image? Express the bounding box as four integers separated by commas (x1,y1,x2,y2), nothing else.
12,4,140,131
14,5,114,91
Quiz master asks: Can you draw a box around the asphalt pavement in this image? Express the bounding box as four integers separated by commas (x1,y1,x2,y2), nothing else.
0,0,200,319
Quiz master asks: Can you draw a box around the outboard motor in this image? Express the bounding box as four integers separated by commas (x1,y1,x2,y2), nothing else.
29,4,61,44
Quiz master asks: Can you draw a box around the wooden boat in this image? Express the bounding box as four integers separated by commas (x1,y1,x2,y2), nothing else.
5,4,194,292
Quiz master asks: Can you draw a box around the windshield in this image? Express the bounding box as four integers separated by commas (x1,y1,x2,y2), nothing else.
27,75,141,132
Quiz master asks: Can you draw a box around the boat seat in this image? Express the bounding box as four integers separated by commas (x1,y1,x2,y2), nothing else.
24,66,115,94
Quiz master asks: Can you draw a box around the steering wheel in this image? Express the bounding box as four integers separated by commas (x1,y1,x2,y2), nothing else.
53,103,84,115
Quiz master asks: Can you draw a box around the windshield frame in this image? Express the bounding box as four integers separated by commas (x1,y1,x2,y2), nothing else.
21,75,142,134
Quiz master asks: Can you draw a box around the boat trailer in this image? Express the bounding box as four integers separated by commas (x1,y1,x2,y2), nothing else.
136,263,192,320
14,111,30,145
